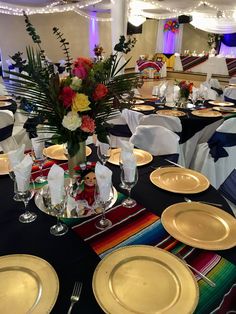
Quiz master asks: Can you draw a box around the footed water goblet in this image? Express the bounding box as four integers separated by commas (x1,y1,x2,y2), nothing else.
120,166,138,208
31,138,47,184
17,180,37,223
49,189,68,236
119,152,127,189
8,165,21,202
94,184,114,230
97,140,111,166
34,155,47,184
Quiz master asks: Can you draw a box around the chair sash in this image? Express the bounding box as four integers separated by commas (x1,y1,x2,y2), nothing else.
208,131,236,162
0,124,13,141
219,169,236,205
108,124,132,138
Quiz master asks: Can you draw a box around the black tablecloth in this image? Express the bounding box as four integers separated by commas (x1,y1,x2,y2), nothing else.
1,147,236,313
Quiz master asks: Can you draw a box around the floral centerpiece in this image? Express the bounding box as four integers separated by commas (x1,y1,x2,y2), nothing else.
177,80,193,100
6,13,142,175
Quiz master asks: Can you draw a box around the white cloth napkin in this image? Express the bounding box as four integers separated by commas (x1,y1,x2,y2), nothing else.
120,140,134,154
95,162,112,202
122,151,137,182
97,140,110,156
7,144,25,170
159,83,167,98
13,154,33,192
31,137,44,159
47,164,65,205
173,86,180,102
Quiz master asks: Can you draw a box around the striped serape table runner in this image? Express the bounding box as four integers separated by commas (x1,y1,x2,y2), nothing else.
180,55,208,71
226,58,236,77
136,60,164,72
73,199,236,313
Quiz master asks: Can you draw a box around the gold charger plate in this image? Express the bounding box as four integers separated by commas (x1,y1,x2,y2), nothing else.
108,148,153,166
191,109,222,117
92,245,199,314
156,109,186,117
132,105,155,111
150,167,210,194
208,100,234,107
0,95,12,101
0,101,12,107
213,106,236,113
161,202,236,250
0,154,9,175
0,254,59,314
43,144,92,160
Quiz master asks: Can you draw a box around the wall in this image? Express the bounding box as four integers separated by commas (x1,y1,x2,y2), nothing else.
182,23,209,53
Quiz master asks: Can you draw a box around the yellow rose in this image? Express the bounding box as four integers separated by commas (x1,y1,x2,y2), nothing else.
72,93,91,112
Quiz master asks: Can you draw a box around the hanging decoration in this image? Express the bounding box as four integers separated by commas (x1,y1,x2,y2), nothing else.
163,20,179,33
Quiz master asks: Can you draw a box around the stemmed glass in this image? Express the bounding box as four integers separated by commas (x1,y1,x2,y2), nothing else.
8,165,21,202
120,166,138,208
17,180,37,223
94,184,114,230
32,138,47,184
119,152,127,189
49,188,68,236
97,140,111,166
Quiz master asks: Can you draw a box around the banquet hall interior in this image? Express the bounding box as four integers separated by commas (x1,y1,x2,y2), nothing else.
1,1,236,313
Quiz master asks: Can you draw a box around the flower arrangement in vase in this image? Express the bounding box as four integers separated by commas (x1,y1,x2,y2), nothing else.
6,13,142,175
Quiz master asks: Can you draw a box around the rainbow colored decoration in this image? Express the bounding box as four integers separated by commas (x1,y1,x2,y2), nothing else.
164,19,179,33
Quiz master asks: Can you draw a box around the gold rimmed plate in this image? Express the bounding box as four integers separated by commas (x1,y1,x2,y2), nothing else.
92,245,199,314
156,109,186,117
0,154,9,175
150,167,210,194
0,95,12,101
43,144,92,160
108,148,153,166
208,100,234,107
161,202,236,250
213,106,236,113
132,105,155,112
191,109,222,118
0,254,59,313
0,101,12,107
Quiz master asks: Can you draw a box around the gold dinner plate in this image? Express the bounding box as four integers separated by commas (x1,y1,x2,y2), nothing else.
0,101,12,107
132,105,155,111
0,154,9,175
161,202,236,250
92,245,199,314
0,95,12,101
208,100,234,107
0,254,59,313
213,106,236,113
156,109,186,117
43,144,92,160
191,109,222,117
150,167,210,194
108,148,153,166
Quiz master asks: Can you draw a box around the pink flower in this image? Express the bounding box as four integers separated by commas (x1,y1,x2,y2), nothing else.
93,83,108,101
81,115,95,133
60,86,76,108
72,57,93,79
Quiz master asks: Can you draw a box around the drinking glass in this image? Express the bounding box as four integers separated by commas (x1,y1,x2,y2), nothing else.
97,140,111,165
32,138,47,184
119,152,127,189
17,180,37,223
49,189,68,236
120,166,138,208
94,184,114,230
8,166,21,202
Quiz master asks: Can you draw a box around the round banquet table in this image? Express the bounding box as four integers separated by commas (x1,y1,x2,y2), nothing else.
1,146,236,313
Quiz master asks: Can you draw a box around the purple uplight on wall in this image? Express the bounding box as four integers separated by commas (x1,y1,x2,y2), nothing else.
163,30,175,54
89,12,99,57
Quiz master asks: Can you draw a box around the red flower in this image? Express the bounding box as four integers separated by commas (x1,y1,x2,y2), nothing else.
73,57,93,79
81,115,95,133
93,83,108,101
60,86,76,108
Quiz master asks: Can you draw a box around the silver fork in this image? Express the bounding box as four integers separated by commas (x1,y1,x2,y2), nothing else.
177,253,216,288
67,281,83,314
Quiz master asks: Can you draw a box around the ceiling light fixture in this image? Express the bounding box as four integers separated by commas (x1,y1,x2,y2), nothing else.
128,15,146,27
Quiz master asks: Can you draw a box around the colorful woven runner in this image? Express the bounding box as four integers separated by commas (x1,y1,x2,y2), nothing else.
226,58,236,77
180,55,208,71
136,60,164,72
73,199,236,313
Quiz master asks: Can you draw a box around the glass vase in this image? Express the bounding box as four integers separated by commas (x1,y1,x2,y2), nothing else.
177,97,188,108
67,141,86,178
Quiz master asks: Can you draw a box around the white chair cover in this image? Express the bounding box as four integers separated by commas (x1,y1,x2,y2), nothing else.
121,109,144,134
139,114,182,133
130,125,180,156
0,110,18,152
209,78,221,89
190,118,236,189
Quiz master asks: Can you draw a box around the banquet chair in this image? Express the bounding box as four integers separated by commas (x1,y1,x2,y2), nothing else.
139,114,182,133
190,118,236,189
121,109,144,134
130,125,180,157
218,169,236,217
0,109,18,152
